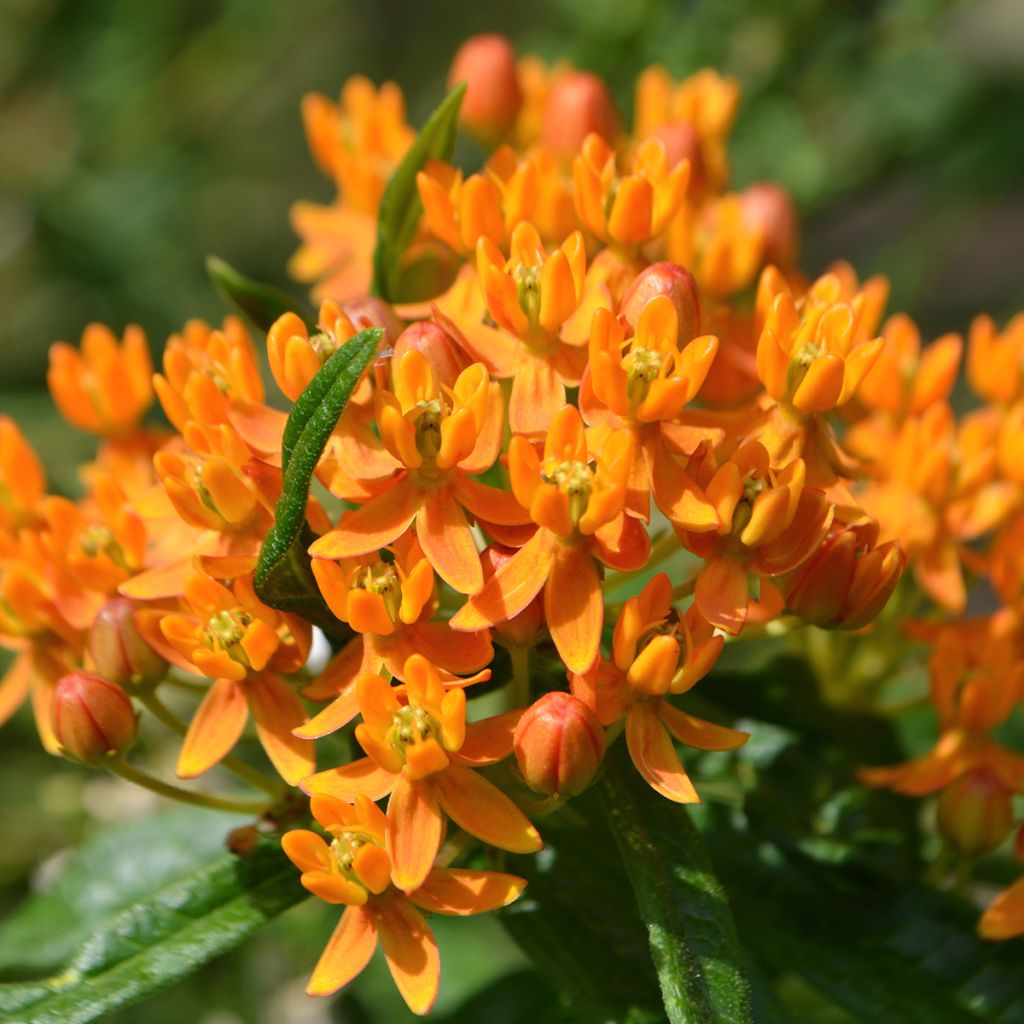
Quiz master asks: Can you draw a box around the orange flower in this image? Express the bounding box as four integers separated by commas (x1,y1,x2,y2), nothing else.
303,654,540,893
267,303,359,402
584,294,719,524
152,317,262,434
979,875,1024,941
48,323,153,438
464,222,607,433
680,442,834,634
0,418,46,531
136,574,313,784
967,312,1024,406
310,350,526,594
572,134,690,248
451,406,647,672
298,531,492,738
572,573,746,802
416,160,507,255
282,793,526,1013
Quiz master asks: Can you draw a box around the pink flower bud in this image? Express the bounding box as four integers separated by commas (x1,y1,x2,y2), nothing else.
937,771,1014,859
448,34,522,144
53,671,137,767
620,261,702,342
87,597,167,687
341,296,404,347
740,182,800,267
393,321,469,392
513,692,605,797
542,71,619,159
481,544,544,648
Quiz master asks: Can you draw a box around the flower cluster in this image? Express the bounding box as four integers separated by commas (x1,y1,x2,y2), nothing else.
2,32,1022,1015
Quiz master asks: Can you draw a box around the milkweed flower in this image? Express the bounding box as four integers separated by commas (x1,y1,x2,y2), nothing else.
0,418,46,531
303,654,540,893
571,574,746,802
282,793,526,1013
451,405,645,672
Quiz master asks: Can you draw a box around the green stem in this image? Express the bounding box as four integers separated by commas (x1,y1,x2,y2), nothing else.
108,760,272,815
139,692,284,797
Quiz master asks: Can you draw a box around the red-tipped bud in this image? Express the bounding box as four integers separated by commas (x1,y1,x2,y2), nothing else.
621,261,702,342
448,34,522,144
542,71,619,159
393,321,470,392
652,122,704,191
87,598,167,687
741,182,800,267
937,771,1014,859
52,671,137,767
341,296,404,347
481,544,544,648
513,692,605,797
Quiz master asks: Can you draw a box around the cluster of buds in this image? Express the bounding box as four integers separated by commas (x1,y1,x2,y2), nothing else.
2,32,1023,1016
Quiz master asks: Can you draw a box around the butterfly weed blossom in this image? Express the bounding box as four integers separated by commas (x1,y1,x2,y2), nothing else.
2,32,1023,1017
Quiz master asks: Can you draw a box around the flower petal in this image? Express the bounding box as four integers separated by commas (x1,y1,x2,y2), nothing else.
307,905,378,998
309,479,419,559
454,709,524,766
545,544,602,674
434,764,542,853
370,896,440,1016
410,868,526,916
245,673,315,785
418,486,483,595
177,678,248,779
625,702,700,803
387,776,445,894
694,555,749,635
302,757,398,801
978,878,1024,941
292,686,362,740
658,701,749,751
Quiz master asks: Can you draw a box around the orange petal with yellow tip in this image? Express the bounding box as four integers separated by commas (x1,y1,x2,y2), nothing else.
538,249,577,332
306,905,378,998
418,486,483,595
739,486,791,548
627,634,680,696
246,673,315,785
694,555,749,636
353,843,393,896
309,479,419,559
434,764,542,853
302,757,397,802
387,776,444,893
410,868,527,916
346,588,395,636
177,678,248,779
281,828,331,873
509,353,565,435
545,544,603,675
978,878,1024,941
626,702,700,803
404,739,451,780
455,709,524,766
300,871,369,907
658,701,749,751
240,619,280,672
450,527,556,632
791,354,845,413
293,685,362,739
369,896,440,1016
608,175,654,246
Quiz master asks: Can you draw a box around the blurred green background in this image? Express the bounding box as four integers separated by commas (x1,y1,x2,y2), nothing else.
0,0,1022,1021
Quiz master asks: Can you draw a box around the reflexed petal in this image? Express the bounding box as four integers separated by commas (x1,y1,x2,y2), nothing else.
978,878,1024,941
177,678,248,779
306,905,378,998
694,555,749,635
658,701,749,751
0,652,31,728
281,829,331,873
509,353,566,435
545,544,603,674
309,480,419,559
454,710,524,766
410,868,527,916
371,896,440,1016
434,764,542,852
302,757,398,801
387,776,444,894
246,674,315,785
293,686,362,740
625,702,700,803
418,486,483,595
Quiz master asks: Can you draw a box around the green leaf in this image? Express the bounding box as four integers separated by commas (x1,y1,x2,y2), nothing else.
371,84,465,301
0,837,305,1024
206,255,313,333
0,807,245,978
253,326,382,633
599,743,755,1024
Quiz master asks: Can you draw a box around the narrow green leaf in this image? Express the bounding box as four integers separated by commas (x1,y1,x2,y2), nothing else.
253,327,382,632
206,255,313,333
599,743,755,1024
371,84,466,300
0,839,305,1024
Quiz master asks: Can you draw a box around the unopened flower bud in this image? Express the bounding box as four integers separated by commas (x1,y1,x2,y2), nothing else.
652,122,704,192
937,771,1014,859
341,296,404,347
740,182,799,267
621,261,702,342
393,322,469,392
87,597,167,687
481,544,544,648
448,34,522,144
513,691,605,797
53,671,137,767
542,71,619,159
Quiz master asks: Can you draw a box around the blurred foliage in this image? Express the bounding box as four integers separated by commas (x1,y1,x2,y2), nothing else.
0,1,1023,1021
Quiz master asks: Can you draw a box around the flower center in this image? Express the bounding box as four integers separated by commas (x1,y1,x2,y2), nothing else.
514,264,542,327
542,458,594,528
412,399,444,461
330,831,374,875
204,609,253,661
624,347,663,409
730,475,764,538
354,561,403,624
390,703,440,756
